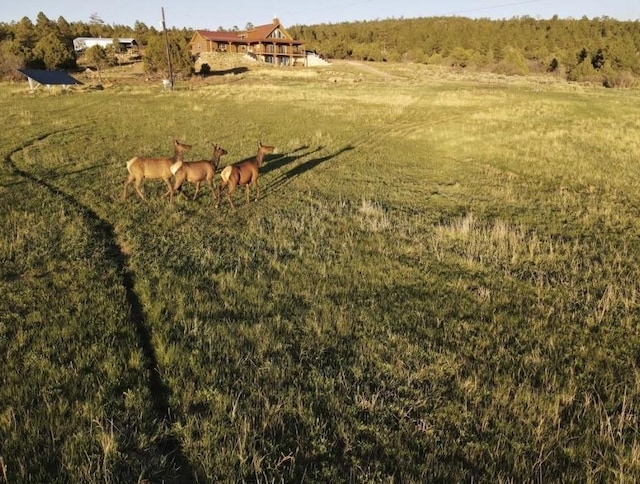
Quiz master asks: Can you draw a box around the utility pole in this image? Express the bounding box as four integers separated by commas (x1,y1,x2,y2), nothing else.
161,7,174,90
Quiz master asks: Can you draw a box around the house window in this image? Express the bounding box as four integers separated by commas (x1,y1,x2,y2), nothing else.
270,29,285,39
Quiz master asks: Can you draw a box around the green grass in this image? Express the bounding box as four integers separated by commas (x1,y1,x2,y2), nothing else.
2,64,640,482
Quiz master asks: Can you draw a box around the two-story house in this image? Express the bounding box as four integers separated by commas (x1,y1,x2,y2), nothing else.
189,18,305,66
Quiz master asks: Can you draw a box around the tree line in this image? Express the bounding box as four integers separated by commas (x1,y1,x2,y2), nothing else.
0,12,193,80
291,15,640,86
1,12,639,87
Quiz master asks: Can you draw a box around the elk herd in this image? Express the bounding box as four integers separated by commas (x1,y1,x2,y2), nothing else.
122,139,275,209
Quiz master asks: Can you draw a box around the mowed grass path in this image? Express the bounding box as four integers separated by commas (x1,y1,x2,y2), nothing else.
2,64,640,481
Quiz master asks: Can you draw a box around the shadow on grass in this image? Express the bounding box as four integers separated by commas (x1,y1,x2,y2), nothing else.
1,159,107,189
217,144,313,172
265,145,355,194
4,134,198,483
200,66,249,77
259,145,318,174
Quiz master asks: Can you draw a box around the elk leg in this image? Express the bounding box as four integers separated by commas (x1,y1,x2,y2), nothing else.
174,184,188,201
171,179,182,203
123,174,135,199
162,178,173,198
227,183,237,210
133,179,145,200
217,181,226,207
193,182,201,200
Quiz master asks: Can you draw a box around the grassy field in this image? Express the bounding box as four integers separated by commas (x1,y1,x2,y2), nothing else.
2,61,640,482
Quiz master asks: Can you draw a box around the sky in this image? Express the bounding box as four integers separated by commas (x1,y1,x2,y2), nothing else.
1,0,638,30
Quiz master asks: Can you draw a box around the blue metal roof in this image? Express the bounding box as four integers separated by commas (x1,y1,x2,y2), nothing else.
17,69,82,86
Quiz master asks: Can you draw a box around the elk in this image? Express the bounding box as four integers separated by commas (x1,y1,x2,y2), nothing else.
122,139,192,200
170,143,228,202
217,141,275,209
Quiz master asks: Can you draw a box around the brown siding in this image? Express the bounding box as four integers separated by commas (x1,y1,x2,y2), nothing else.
189,22,306,65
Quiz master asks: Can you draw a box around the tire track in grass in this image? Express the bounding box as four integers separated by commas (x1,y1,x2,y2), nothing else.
262,96,468,199
4,132,196,482
345,91,466,150
346,95,514,181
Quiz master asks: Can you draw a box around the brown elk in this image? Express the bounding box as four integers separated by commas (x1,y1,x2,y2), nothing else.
217,141,275,209
122,139,192,200
170,144,228,202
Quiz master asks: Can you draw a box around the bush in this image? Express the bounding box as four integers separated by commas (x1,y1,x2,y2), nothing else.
0,39,25,80
604,70,637,88
494,47,529,76
567,60,602,83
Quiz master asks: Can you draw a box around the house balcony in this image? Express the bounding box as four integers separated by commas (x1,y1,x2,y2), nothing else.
249,43,305,57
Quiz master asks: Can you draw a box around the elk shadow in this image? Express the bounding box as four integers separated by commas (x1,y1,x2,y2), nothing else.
221,144,317,174
260,145,320,175
266,145,354,193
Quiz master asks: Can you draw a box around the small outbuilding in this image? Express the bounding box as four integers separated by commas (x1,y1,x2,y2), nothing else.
73,37,138,53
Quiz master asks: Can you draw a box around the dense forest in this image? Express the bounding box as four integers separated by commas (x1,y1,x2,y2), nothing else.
1,12,639,86
291,16,640,86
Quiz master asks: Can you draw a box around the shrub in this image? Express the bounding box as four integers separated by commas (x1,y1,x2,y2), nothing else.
603,70,637,88
0,39,25,80
494,47,529,76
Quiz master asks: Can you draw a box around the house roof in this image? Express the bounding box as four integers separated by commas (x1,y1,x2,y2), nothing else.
248,19,303,43
193,19,302,45
195,30,244,42
247,22,278,40
74,37,137,43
